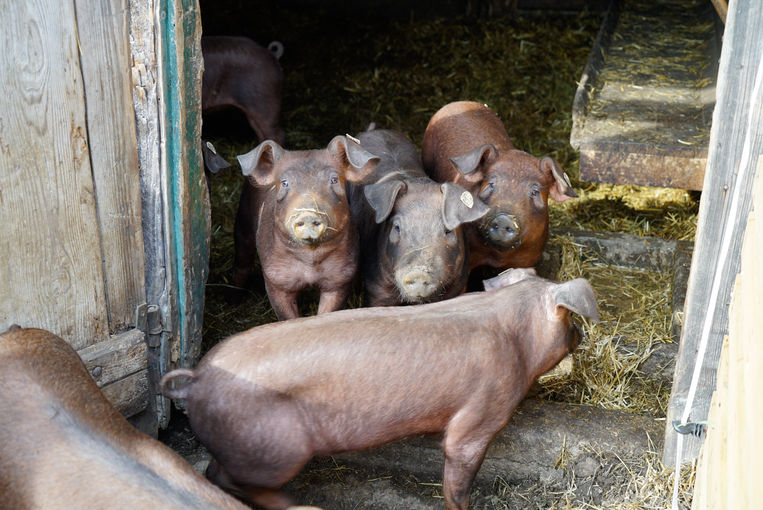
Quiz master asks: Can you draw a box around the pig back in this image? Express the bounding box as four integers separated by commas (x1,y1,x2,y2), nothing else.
0,327,247,510
422,100,515,182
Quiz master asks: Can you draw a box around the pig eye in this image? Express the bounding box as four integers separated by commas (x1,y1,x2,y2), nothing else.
329,173,339,185
389,222,401,243
479,181,495,201
280,179,289,188
530,184,540,198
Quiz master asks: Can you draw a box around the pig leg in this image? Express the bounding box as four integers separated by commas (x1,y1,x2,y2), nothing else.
207,458,296,510
441,412,498,510
230,184,257,303
316,287,350,315
264,279,300,320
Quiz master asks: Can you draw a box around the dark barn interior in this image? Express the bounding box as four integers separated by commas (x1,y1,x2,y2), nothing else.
160,0,707,507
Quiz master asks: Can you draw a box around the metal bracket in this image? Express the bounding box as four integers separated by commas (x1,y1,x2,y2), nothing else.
135,303,163,347
672,420,709,438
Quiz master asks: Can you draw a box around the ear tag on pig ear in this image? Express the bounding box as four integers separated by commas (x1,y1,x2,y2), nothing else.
460,191,474,208
346,133,361,145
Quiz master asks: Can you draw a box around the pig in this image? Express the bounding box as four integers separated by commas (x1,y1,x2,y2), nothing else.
231,135,378,320
422,101,578,272
348,128,490,306
160,268,599,510
0,326,249,510
202,35,286,145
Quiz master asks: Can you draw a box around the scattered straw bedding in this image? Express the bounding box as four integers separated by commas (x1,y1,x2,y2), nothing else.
199,2,700,507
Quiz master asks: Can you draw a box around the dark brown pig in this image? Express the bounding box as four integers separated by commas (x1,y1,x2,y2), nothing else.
422,101,578,272
231,135,378,319
202,35,286,145
349,128,489,306
0,326,249,510
160,268,599,510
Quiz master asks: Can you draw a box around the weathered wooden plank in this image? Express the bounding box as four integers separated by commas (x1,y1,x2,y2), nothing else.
78,329,147,388
579,143,707,191
664,0,763,464
692,162,762,509
0,0,108,349
570,0,719,190
74,0,146,332
129,0,173,429
159,0,208,368
100,369,150,417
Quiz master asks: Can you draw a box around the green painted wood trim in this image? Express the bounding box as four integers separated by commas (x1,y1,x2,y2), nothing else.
159,0,208,368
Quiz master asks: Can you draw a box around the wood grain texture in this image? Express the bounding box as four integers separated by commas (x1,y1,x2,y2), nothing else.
78,328,147,387
0,0,108,349
691,161,762,509
663,0,763,464
74,0,146,333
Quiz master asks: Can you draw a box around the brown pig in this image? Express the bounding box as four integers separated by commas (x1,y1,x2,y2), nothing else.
349,128,489,306
202,36,286,145
160,268,599,510
422,101,578,272
231,135,378,319
0,326,249,510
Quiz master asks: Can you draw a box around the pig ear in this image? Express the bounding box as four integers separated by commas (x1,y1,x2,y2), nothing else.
237,140,285,185
327,135,380,181
364,179,406,224
541,157,578,202
440,182,490,231
450,144,497,184
552,278,599,323
483,267,537,291
202,140,231,175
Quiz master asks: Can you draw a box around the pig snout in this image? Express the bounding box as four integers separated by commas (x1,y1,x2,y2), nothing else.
289,209,329,243
482,212,520,248
397,265,437,300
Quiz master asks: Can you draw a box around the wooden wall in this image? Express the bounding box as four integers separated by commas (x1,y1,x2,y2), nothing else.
664,0,763,464
691,157,763,509
0,0,144,350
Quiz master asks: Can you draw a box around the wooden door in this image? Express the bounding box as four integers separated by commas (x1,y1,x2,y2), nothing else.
1,0,149,418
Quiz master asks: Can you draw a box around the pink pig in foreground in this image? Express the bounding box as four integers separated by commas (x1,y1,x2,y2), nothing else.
422,101,578,272
161,268,598,510
0,326,250,510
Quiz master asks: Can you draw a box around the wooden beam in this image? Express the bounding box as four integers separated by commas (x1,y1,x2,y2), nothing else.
0,0,108,350
74,0,146,333
663,1,763,464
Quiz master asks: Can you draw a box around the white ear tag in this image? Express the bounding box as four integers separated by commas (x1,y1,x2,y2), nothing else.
460,191,474,208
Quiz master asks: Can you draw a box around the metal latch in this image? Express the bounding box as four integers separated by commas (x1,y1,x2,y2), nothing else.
136,303,163,346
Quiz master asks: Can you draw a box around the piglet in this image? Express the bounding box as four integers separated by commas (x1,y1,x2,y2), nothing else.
202,36,286,145
349,128,489,306
0,326,249,510
160,268,598,510
422,101,578,272
231,135,378,319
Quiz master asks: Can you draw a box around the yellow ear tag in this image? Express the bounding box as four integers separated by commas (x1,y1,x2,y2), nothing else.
460,191,474,208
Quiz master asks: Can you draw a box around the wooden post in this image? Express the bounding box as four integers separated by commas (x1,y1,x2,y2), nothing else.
663,0,763,465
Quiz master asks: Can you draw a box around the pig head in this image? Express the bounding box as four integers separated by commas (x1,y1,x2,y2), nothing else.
422,101,577,271
350,128,489,306
231,135,378,320
0,326,249,510
160,268,598,510
202,36,286,145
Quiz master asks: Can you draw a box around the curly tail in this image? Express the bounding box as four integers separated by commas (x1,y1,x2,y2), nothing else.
159,368,196,400
267,41,284,60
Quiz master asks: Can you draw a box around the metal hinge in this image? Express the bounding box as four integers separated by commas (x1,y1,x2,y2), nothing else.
136,303,163,346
